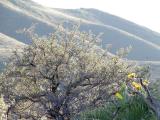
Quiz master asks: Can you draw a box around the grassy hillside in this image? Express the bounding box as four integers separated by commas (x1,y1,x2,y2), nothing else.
60,8,160,46
0,0,54,44
0,33,25,71
0,33,24,56
0,0,160,61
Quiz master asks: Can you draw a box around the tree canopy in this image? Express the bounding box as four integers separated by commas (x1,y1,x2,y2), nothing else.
0,26,138,119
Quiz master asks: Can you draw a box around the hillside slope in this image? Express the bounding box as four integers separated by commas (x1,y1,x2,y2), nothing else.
0,0,160,61
0,33,25,57
60,8,160,46
0,32,25,71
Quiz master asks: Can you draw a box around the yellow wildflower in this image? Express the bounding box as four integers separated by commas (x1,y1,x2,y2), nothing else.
127,73,136,79
143,79,149,86
132,82,142,90
115,92,123,100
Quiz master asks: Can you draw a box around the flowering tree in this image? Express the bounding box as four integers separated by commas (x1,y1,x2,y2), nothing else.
0,26,138,120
